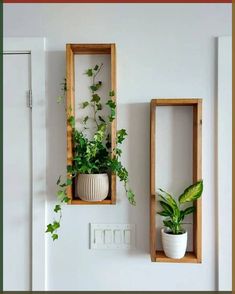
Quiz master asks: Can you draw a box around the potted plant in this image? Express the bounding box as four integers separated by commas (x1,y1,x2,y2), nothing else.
157,180,203,259
46,64,135,241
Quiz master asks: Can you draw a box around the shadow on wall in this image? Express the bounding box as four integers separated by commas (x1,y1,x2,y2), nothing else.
118,102,150,255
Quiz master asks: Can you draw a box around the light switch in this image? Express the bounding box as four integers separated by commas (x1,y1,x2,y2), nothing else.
94,230,103,244
114,230,122,244
90,224,135,249
124,229,131,244
104,230,112,244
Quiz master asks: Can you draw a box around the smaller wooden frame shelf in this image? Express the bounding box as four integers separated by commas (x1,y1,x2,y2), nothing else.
66,43,116,205
150,99,202,263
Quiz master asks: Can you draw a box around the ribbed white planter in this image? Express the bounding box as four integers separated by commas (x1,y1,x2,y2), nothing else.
161,228,187,259
77,173,109,201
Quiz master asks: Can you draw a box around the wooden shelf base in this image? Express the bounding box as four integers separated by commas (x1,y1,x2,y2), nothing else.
70,199,114,205
155,251,199,263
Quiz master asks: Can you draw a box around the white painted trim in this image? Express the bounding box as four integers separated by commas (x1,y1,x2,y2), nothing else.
217,36,232,291
4,38,46,291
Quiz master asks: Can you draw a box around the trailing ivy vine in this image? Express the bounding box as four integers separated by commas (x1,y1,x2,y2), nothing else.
46,64,136,241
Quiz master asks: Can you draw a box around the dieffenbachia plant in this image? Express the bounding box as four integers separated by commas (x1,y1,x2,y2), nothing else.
46,64,136,241
157,180,203,235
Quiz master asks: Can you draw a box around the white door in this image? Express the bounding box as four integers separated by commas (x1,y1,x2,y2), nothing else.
3,53,32,291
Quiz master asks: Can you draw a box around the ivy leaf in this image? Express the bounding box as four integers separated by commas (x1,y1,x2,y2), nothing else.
106,99,116,109
90,85,97,92
82,101,89,109
116,148,122,156
63,196,70,203
117,129,127,144
83,116,89,124
90,82,102,92
56,96,63,103
68,116,75,128
67,165,73,173
54,204,61,213
109,90,115,97
108,109,116,122
96,103,102,111
106,134,111,149
91,94,100,103
98,116,105,123
57,190,66,201
52,221,60,230
52,234,58,241
85,69,93,77
56,176,61,185
66,178,72,186
127,189,136,206
94,64,99,71
46,224,54,233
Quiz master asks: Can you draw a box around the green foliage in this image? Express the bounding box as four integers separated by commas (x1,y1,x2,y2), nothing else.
179,180,203,204
106,99,116,122
46,63,135,241
85,68,93,77
82,101,89,109
46,175,71,240
157,180,203,234
109,90,115,97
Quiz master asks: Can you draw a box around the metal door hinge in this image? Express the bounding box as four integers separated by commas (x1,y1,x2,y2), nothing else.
27,89,32,108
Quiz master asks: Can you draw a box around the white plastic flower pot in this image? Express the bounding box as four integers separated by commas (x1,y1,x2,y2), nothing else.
77,173,109,201
161,228,187,259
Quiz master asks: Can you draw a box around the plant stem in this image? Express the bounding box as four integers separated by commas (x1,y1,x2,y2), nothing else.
91,64,103,128
92,102,98,127
93,63,103,82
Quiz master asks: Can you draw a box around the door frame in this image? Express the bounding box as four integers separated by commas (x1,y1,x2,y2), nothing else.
217,36,232,291
4,38,46,291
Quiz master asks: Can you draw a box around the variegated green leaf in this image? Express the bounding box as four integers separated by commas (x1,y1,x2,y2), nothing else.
158,188,178,211
159,201,174,215
179,180,203,204
182,206,195,215
158,211,172,217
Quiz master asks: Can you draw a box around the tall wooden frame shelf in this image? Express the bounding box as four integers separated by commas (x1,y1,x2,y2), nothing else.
66,44,117,205
150,99,202,263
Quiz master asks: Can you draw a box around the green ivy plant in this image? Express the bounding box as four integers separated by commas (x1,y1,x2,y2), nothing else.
157,180,203,235
46,64,136,241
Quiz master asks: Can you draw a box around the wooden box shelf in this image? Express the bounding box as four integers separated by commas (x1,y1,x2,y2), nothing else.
150,99,202,263
66,43,116,205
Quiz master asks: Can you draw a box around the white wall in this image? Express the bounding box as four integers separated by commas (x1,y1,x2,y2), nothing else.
3,3,232,291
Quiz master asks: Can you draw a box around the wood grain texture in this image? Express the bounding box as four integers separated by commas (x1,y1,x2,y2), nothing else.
70,199,113,205
193,99,202,263
150,100,156,261
110,44,117,204
150,98,202,263
151,98,200,106
155,251,198,263
66,43,116,205
66,44,75,204
70,44,112,55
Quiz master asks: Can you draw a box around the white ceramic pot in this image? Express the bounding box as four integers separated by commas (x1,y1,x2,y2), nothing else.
77,173,109,201
161,228,187,259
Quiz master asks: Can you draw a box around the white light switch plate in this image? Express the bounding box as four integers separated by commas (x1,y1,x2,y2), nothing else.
90,224,135,250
